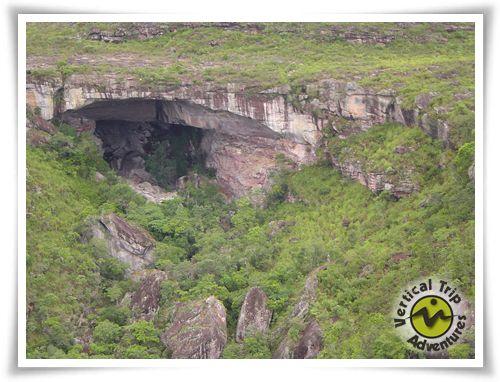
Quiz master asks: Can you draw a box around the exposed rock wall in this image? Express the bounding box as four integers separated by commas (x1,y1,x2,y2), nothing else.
26,75,450,197
236,287,272,342
161,296,227,359
330,156,418,198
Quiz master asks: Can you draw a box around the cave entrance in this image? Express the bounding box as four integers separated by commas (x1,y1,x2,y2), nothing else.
65,97,285,198
94,119,211,191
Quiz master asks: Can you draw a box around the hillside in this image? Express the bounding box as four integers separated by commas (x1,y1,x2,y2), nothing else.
25,22,475,359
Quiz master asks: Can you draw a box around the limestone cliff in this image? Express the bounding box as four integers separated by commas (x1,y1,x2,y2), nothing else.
26,73,451,198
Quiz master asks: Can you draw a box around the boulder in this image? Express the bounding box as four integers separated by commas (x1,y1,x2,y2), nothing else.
268,220,295,238
236,287,272,342
94,171,106,182
94,213,155,272
126,180,177,204
161,296,227,359
130,269,166,320
176,173,201,190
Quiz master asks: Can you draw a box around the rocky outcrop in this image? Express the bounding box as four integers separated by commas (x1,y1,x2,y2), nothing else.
93,213,155,272
161,296,227,359
236,287,272,342
87,24,167,43
129,269,166,320
273,265,328,359
276,319,324,359
330,157,418,198
126,180,177,204
24,75,418,148
26,72,453,197
26,109,56,146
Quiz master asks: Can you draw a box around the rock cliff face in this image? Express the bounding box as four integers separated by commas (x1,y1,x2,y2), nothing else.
129,269,167,320
236,287,272,342
92,213,155,272
26,74,449,197
161,296,227,359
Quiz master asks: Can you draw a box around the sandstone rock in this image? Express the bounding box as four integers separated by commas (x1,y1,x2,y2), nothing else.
161,296,227,359
94,171,106,182
274,319,324,359
419,113,451,146
27,129,51,147
130,269,166,320
94,213,155,272
390,252,411,263
26,73,454,198
290,265,327,321
87,24,167,42
27,113,57,134
293,320,323,359
273,265,328,358
394,145,414,154
126,180,177,204
415,93,434,110
236,287,272,342
359,263,374,277
330,156,418,198
176,173,201,190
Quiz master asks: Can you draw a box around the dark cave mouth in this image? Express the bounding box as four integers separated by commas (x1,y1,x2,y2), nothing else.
94,119,212,190
65,97,282,196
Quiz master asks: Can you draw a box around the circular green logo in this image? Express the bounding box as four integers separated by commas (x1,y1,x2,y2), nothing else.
410,295,453,339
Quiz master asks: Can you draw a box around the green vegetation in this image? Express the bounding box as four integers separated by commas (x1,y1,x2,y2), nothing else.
144,126,207,189
328,123,444,188
27,116,474,359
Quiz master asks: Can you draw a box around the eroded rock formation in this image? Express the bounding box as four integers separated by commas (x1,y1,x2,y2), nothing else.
92,213,155,272
330,156,418,198
26,73,451,198
292,320,323,359
273,265,328,359
129,269,167,320
236,287,272,342
161,296,227,359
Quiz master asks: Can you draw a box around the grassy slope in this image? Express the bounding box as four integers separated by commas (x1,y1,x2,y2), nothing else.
26,123,475,359
27,23,474,109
